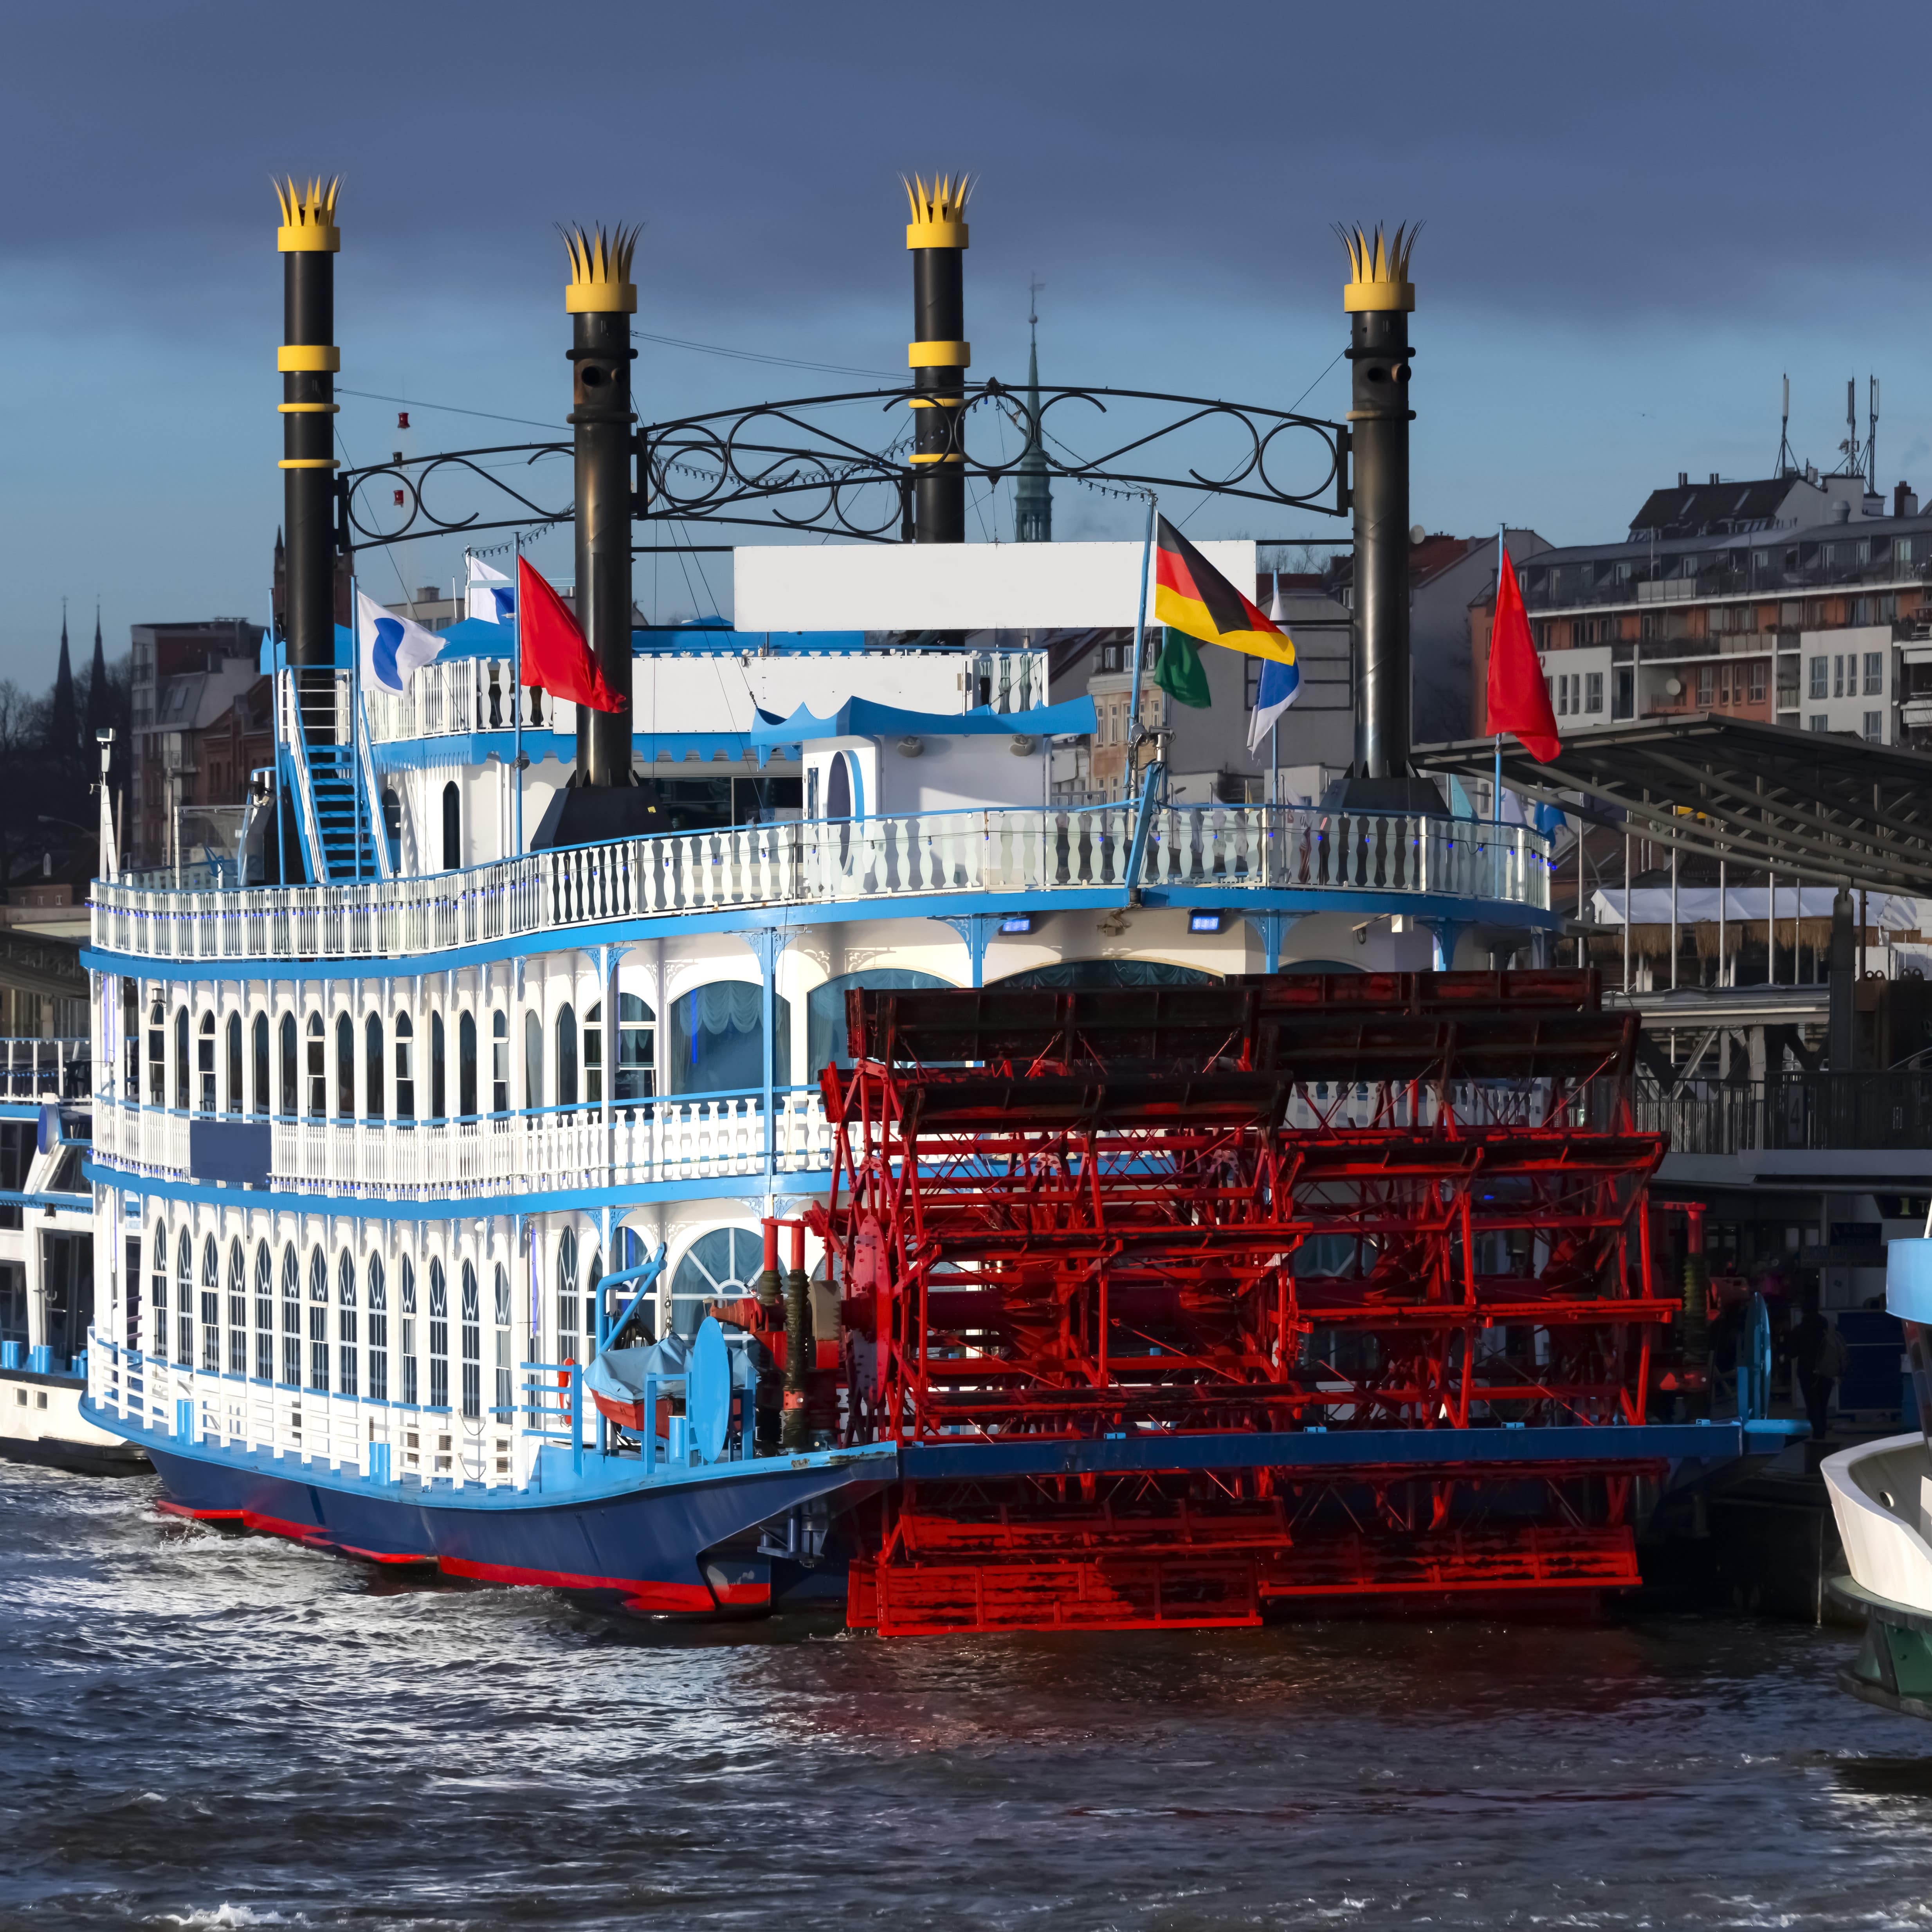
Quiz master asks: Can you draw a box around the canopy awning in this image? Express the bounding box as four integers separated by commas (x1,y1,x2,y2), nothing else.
1415,715,1932,896
746,694,1098,749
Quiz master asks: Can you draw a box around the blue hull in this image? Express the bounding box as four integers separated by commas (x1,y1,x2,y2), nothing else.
88,1401,894,1615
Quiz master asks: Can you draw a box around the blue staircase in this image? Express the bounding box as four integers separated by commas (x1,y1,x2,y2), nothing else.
292,678,382,884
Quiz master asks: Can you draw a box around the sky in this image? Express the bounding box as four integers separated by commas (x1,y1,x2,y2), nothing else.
2,0,1929,687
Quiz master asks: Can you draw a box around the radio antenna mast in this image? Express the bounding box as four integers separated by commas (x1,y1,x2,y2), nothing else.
1776,374,1796,477
1869,375,1880,497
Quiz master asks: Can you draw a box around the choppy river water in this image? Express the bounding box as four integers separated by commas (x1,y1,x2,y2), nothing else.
2,1460,1928,1930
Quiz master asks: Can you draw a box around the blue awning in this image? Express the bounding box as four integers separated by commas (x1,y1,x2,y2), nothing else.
745,695,1097,748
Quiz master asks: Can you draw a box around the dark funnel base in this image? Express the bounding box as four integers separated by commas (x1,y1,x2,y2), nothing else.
1325,773,1449,815
530,780,665,852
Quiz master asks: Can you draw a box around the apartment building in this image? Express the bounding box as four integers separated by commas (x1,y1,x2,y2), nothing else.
1469,470,1932,749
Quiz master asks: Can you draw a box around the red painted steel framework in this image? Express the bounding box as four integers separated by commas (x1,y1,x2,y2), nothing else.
816,971,1674,1635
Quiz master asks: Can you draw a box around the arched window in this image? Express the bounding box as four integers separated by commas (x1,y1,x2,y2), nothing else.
458,1012,478,1117
198,1236,220,1371
364,1014,384,1122
441,781,460,872
195,1013,216,1114
490,1012,508,1116
336,1251,359,1399
226,1239,246,1374
806,970,948,1074
555,1004,578,1108
430,1013,447,1120
668,1226,763,1339
427,1258,449,1410
147,998,166,1105
252,1243,273,1382
367,1255,389,1402
173,1007,189,1110
524,1011,542,1111
381,787,402,873
335,1013,355,1121
306,1013,326,1117
395,1015,415,1121
279,1246,300,1384
225,1013,243,1114
149,1221,169,1360
175,1228,193,1366
492,1263,511,1417
307,1248,329,1391
666,984,790,1097
585,995,655,1107
279,1013,297,1117
400,1255,418,1407
252,1012,269,1117
584,1251,603,1362
460,1261,481,1419
556,1228,579,1362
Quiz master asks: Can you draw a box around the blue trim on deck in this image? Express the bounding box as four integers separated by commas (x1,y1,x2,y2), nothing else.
899,1419,1804,1481
83,1155,835,1220
83,884,1553,987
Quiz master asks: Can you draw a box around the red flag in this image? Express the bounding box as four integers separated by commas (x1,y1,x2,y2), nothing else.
516,556,627,713
1486,548,1559,761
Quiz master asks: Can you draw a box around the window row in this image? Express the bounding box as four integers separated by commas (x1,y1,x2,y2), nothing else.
144,1229,514,1419
1807,650,1885,701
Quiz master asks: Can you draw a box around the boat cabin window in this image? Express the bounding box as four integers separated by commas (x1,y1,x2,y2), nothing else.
175,1229,193,1367
337,1252,359,1399
306,1014,326,1119
381,787,402,873
280,1246,300,1385
400,1254,418,1407
557,1229,579,1363
428,1259,449,1411
225,1014,243,1115
226,1240,245,1375
524,1011,542,1110
665,983,789,1098
335,1014,355,1121
367,1255,388,1402
279,1014,297,1118
307,1248,328,1391
123,979,140,1099
458,1013,478,1118
147,997,165,1106
394,1016,415,1121
149,1222,168,1361
365,1015,384,1122
174,1007,189,1111
491,1012,508,1116
253,1243,272,1382
493,1264,511,1417
252,1013,269,1117
441,781,460,872
584,995,654,1107
555,1006,578,1109
196,1013,216,1115
200,1237,219,1373
460,1262,480,1418
431,1014,446,1121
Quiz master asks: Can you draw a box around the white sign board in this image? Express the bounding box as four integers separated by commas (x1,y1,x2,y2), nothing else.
734,539,1259,633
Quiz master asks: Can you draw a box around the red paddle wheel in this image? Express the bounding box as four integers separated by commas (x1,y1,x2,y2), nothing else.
816,971,1675,1635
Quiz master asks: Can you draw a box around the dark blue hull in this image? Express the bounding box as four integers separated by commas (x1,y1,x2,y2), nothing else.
90,1402,894,1615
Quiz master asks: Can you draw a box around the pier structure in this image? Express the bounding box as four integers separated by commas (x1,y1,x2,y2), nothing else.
65,171,1800,1625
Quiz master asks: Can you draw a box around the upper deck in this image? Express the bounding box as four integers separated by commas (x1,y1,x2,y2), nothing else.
90,800,1553,973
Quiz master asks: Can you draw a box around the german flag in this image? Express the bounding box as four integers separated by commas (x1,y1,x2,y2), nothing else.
1153,515,1295,665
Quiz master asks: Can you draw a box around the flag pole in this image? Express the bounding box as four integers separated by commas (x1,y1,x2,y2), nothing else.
351,570,363,881
512,533,524,856
1125,493,1156,802
1492,524,1504,829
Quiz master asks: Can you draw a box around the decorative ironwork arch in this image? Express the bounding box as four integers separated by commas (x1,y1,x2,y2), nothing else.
333,380,1350,554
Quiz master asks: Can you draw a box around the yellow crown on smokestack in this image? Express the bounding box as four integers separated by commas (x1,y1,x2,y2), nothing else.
904,173,971,250
1339,222,1416,312
562,223,638,314
275,177,340,253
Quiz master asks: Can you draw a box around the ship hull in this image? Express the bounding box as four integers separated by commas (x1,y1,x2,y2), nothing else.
91,1401,893,1616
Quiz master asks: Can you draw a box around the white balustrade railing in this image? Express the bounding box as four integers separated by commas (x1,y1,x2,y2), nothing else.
88,1331,524,1489
92,804,1550,967
89,1089,833,1199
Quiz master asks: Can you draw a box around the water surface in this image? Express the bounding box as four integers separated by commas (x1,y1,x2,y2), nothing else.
0,1462,1924,1930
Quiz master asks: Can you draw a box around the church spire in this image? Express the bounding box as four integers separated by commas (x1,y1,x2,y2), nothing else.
85,600,109,741
1014,276,1052,543
50,600,77,760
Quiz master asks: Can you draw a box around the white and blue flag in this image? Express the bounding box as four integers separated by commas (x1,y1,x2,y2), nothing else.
1245,579,1301,753
356,589,445,696
467,556,516,625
